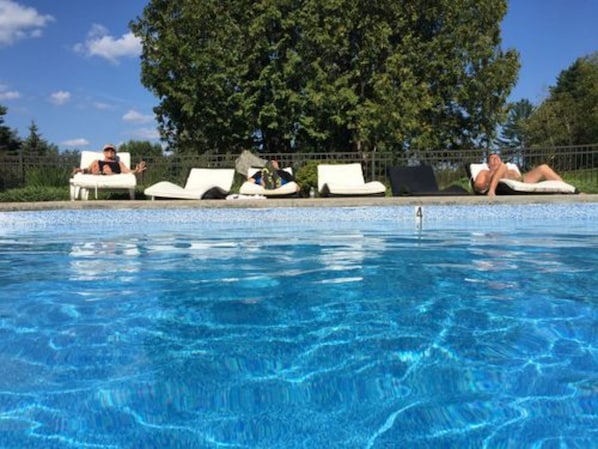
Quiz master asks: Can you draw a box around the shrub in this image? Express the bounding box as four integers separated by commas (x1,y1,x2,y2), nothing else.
564,170,598,193
295,160,319,197
0,186,69,202
26,167,70,188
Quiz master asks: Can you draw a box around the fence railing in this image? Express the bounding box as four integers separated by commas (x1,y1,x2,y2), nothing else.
1,144,597,192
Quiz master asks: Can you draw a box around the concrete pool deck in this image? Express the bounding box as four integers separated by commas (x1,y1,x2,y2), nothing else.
0,194,597,212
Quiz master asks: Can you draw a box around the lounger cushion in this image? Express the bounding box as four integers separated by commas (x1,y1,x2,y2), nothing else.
239,167,300,197
317,163,386,197
469,163,577,194
71,173,137,189
388,165,468,196
494,179,578,194
144,168,235,200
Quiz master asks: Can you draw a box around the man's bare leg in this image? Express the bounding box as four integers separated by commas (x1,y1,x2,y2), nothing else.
522,164,562,183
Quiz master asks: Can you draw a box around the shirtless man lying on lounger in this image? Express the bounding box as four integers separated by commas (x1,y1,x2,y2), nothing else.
474,153,562,196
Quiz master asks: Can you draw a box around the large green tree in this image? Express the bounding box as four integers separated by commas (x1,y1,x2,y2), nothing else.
131,0,519,154
497,99,534,148
21,121,59,156
525,52,598,147
0,105,21,155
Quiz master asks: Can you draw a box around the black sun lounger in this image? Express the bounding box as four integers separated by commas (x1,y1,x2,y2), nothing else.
388,165,469,196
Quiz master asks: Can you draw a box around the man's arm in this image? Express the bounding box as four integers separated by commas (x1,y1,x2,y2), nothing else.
119,161,147,174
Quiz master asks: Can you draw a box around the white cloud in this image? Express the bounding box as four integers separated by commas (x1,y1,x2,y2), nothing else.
74,24,141,63
49,90,71,105
122,109,154,124
0,0,54,46
61,138,90,147
0,89,20,100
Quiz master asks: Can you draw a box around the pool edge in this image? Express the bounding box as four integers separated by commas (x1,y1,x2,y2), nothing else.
0,194,597,212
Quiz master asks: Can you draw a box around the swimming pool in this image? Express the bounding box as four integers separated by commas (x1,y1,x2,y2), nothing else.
0,204,596,448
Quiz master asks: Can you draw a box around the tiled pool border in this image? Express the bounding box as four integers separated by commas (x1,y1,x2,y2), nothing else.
0,194,597,212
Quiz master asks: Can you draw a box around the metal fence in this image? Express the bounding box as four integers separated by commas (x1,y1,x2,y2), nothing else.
1,144,597,192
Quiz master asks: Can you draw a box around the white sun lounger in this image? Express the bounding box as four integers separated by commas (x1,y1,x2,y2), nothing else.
317,163,386,197
239,167,300,197
70,151,137,200
144,168,235,200
469,163,577,194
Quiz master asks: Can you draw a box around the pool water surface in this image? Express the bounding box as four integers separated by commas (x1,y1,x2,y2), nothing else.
0,204,596,448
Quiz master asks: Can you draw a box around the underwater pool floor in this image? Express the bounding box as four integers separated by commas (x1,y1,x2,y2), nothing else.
0,204,596,448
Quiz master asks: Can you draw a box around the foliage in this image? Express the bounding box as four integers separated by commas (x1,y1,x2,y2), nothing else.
294,160,319,197
446,177,474,193
131,0,519,154
496,99,534,148
562,169,598,194
525,52,598,147
21,122,59,156
25,167,70,188
0,186,69,202
0,186,158,202
0,104,22,155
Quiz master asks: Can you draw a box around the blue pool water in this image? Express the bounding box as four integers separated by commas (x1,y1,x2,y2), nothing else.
0,204,596,448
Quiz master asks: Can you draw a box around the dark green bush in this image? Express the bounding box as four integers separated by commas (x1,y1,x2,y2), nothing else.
295,160,319,197
26,167,70,188
0,186,69,202
564,170,598,193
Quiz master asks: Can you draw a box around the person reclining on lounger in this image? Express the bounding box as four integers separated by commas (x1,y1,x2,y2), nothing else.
72,144,147,175
248,160,294,189
474,153,562,196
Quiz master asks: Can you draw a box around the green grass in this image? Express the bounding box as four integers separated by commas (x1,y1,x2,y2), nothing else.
563,170,598,193
0,186,70,202
0,186,150,202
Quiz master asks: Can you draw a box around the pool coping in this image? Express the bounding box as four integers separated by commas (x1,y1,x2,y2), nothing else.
1,194,597,212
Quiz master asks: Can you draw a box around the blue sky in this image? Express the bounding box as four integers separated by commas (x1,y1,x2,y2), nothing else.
1,0,597,151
